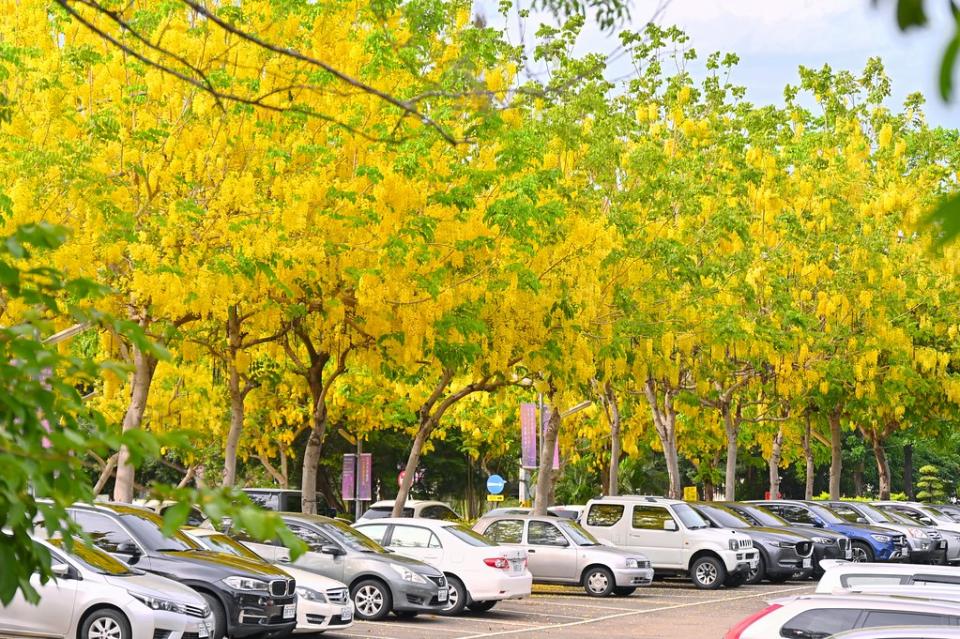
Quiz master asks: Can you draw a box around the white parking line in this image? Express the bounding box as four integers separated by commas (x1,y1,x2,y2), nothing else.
485,607,588,621
361,621,464,633
457,586,812,639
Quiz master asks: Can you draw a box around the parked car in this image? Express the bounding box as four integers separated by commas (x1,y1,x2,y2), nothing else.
823,500,946,564
816,559,960,592
358,500,461,521
932,503,960,523
354,517,532,614
724,502,852,575
688,502,813,584
133,499,206,527
724,593,960,639
0,536,213,639
484,506,579,519
579,496,758,589
873,501,960,564
752,500,907,563
242,488,332,515
67,503,297,639
829,626,960,639
232,513,448,621
182,527,354,634
473,514,653,597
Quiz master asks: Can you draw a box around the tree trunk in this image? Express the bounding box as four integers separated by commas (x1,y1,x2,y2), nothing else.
223,305,245,487
300,353,330,515
643,379,682,499
93,454,118,495
853,460,864,497
904,443,914,499
723,403,740,500
394,425,430,516
301,426,324,514
803,412,815,499
872,433,892,500
114,345,158,503
768,426,784,499
606,382,621,497
533,406,561,514
828,410,843,499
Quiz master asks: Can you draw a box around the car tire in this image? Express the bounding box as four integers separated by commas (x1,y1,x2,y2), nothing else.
199,592,226,639
690,555,726,590
582,566,616,597
440,575,468,616
467,600,498,612
80,609,131,639
851,541,874,563
612,587,637,596
352,579,393,621
745,554,765,585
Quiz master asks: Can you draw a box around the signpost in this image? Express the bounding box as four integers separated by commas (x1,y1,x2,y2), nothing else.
486,474,506,508
342,450,373,520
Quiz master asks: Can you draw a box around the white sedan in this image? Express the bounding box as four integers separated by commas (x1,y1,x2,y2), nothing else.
183,528,354,634
1,537,212,639
354,517,532,615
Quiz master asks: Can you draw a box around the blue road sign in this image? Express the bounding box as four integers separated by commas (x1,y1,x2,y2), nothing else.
487,474,505,495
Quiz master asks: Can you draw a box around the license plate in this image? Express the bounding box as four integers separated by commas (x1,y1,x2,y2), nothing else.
283,603,296,619
340,607,352,621
437,588,448,602
802,557,812,568
510,560,524,573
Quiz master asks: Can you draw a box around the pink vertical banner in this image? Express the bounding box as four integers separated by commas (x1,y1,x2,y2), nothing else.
542,406,560,470
520,403,537,467
358,453,373,500
341,454,356,501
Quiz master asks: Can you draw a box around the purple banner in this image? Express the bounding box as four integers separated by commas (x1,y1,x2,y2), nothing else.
341,454,356,501
520,403,537,467
542,407,560,470
358,453,373,501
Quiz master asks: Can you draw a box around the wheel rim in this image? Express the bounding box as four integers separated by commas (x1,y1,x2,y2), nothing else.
355,585,384,616
88,617,122,639
696,562,718,585
444,583,459,611
587,571,609,593
851,546,868,563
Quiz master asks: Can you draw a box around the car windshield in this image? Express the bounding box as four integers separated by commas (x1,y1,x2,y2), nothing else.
117,511,200,553
854,503,898,523
921,506,958,522
444,525,497,547
362,507,414,519
673,504,709,529
732,504,790,527
806,504,844,524
318,520,386,553
697,505,750,529
195,533,263,561
884,509,923,526
557,520,601,545
49,538,133,576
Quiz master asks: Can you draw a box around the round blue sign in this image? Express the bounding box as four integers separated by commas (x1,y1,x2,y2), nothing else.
486,474,505,495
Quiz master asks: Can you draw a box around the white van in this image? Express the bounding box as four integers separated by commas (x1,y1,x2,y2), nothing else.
580,496,758,589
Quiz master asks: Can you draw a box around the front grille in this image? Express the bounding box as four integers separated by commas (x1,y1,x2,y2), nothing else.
737,538,752,549
795,541,813,557
326,588,349,604
184,604,209,619
306,614,326,624
894,535,907,548
636,559,651,569
427,575,446,588
838,538,850,552
270,578,296,597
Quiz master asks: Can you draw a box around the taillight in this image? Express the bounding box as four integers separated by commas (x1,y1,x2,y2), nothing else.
484,557,510,569
724,604,782,639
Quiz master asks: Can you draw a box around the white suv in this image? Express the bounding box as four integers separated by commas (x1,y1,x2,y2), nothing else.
580,496,758,589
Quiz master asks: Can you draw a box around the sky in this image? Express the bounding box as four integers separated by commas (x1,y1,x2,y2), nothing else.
481,0,960,128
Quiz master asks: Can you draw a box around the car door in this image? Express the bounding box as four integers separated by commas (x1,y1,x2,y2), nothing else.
627,505,684,568
281,523,346,582
70,510,144,567
384,525,444,566
0,549,78,637
480,519,524,547
525,520,578,581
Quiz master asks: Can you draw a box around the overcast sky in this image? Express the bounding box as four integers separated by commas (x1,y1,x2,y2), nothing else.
482,0,960,127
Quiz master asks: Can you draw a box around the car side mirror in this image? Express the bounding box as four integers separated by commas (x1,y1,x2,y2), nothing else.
320,544,345,556
856,517,867,524
51,563,77,580
116,542,141,557
663,520,678,532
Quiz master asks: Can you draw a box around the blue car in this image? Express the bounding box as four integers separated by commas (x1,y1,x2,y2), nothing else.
751,500,908,563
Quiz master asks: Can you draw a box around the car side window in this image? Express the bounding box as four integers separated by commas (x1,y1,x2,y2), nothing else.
771,505,815,525
779,608,863,638
246,493,280,511
483,520,524,544
71,511,135,554
390,526,441,549
357,524,389,543
527,521,568,546
586,504,624,527
421,505,460,521
840,575,908,588
632,506,674,530
287,523,335,552
862,611,953,627
829,504,859,523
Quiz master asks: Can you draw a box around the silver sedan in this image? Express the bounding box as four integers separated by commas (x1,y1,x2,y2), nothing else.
473,515,653,597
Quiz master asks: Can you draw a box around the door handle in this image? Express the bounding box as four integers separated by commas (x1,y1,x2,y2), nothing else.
528,549,536,554
278,557,290,563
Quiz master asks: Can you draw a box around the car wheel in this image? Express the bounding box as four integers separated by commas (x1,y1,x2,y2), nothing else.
582,566,616,597
690,556,726,590
199,593,226,639
851,541,874,563
352,579,393,621
612,587,636,596
440,575,468,616
467,600,497,612
80,609,131,639
746,554,765,585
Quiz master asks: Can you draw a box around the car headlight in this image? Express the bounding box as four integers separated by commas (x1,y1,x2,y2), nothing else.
811,537,832,544
870,534,892,543
389,564,427,584
129,591,189,614
223,576,269,592
772,541,796,548
625,558,639,568
728,539,738,551
297,586,327,603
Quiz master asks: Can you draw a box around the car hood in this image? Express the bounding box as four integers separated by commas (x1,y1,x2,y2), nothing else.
279,564,348,590
160,549,291,577
104,570,207,606
743,527,812,544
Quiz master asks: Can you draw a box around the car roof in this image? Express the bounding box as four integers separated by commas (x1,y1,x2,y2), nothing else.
368,500,451,508
276,512,339,524
476,514,572,522
73,502,156,517
821,560,960,577
355,517,457,528
592,495,682,505
242,488,301,494
183,526,218,538
831,626,960,639
773,593,960,612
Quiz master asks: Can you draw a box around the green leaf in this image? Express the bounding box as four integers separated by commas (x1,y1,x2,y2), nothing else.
161,501,193,537
923,192,960,248
895,0,928,30
941,28,960,101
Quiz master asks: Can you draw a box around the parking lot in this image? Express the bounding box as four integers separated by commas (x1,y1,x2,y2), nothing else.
326,580,816,639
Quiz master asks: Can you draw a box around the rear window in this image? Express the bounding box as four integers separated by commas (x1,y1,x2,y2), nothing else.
781,608,863,638
586,504,624,527
444,525,496,547
362,506,414,519
482,520,524,544
840,575,908,588
862,611,954,628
